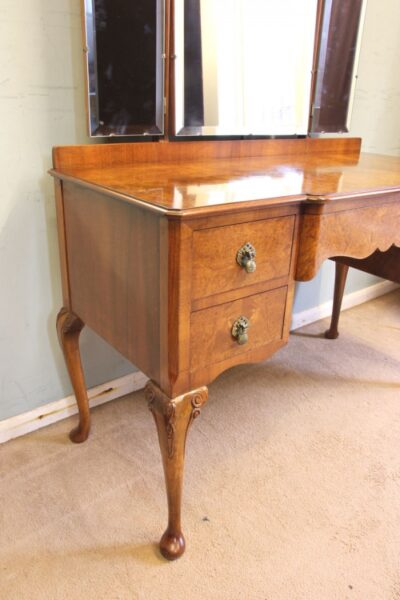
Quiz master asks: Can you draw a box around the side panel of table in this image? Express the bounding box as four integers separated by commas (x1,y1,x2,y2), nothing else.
61,181,167,385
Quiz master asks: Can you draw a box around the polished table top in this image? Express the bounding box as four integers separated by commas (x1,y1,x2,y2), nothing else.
52,149,400,214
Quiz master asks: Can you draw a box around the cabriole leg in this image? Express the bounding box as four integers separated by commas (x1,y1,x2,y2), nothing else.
145,381,208,561
56,307,90,443
325,261,350,339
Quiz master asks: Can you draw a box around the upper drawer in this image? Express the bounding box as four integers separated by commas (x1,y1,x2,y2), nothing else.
192,216,295,300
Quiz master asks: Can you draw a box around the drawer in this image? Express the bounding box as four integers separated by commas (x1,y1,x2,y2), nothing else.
190,287,287,370
191,216,295,300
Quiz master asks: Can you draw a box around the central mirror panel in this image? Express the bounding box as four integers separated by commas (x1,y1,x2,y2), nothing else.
174,0,318,136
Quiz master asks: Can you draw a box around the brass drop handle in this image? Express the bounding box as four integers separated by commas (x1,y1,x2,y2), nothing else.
232,316,250,345
236,242,256,273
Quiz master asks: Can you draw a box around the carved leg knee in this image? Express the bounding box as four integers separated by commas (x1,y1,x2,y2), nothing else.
145,381,208,560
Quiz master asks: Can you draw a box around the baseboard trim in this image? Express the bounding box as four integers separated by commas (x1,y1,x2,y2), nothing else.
290,280,399,331
1,280,398,444
0,371,148,444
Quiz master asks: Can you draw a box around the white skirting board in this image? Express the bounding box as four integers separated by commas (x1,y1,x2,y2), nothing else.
0,372,148,444
290,280,398,330
1,280,398,444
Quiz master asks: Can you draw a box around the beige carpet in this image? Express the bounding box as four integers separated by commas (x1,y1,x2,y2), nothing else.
1,290,400,600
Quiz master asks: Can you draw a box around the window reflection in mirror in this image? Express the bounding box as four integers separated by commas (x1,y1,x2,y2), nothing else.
175,0,319,136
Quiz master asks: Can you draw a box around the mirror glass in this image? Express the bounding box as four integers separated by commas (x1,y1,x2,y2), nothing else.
311,0,365,133
174,0,319,136
84,0,164,137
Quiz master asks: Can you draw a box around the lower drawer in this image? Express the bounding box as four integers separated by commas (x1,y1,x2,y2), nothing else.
190,287,288,370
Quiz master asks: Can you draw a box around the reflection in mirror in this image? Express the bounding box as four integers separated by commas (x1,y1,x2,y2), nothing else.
174,0,318,136
84,0,164,137
311,0,366,133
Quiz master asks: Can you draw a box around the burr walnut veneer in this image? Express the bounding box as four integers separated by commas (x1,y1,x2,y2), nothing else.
51,138,400,560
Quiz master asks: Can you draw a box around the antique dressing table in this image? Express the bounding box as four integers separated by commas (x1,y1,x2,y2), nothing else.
50,0,400,560
51,137,400,559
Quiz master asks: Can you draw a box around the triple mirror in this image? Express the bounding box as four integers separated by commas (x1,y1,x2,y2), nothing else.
83,0,366,138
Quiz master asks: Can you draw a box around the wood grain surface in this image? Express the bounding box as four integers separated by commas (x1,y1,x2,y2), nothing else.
63,182,164,383
190,287,288,369
296,201,400,281
192,216,295,299
50,140,400,218
52,137,361,170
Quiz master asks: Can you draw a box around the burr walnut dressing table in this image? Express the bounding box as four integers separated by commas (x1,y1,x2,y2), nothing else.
50,0,397,561
51,137,400,559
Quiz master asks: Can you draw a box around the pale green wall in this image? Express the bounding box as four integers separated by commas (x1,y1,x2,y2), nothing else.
0,1,133,420
0,0,399,421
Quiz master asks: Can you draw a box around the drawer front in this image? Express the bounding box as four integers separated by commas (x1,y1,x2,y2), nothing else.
190,287,287,369
192,216,295,300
